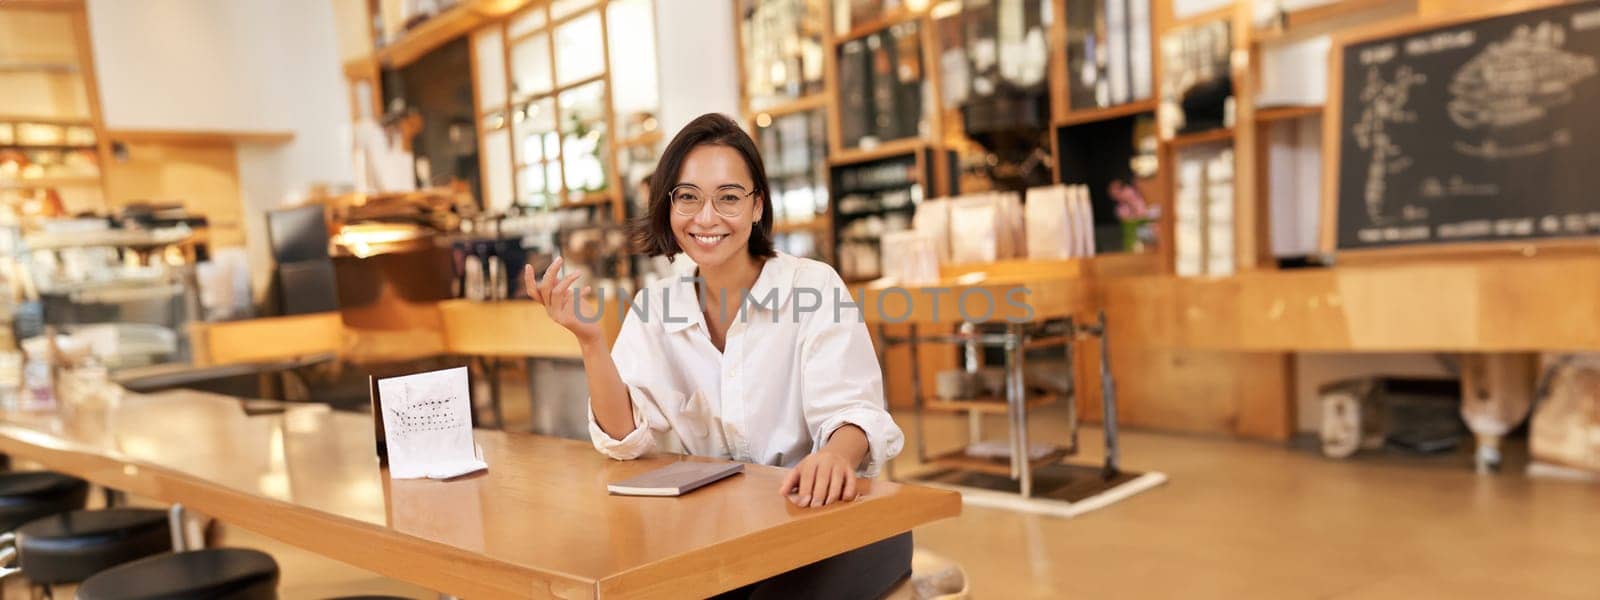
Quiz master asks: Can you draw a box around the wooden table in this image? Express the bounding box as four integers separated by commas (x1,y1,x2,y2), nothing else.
0,386,960,599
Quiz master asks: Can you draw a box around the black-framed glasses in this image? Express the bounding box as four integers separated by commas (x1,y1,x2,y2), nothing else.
670,184,757,218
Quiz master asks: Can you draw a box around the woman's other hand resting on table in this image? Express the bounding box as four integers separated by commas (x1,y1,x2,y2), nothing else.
779,424,870,507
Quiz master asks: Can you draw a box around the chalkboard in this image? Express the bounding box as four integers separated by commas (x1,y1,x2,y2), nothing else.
1333,1,1600,251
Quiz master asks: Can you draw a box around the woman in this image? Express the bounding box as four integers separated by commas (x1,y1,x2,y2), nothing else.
525,113,909,598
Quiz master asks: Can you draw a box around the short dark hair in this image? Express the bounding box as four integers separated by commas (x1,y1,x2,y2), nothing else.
630,113,776,260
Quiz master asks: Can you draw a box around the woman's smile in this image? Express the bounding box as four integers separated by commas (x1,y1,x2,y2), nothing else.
690,233,729,248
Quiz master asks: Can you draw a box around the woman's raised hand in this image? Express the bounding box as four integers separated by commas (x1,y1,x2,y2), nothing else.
524,257,603,345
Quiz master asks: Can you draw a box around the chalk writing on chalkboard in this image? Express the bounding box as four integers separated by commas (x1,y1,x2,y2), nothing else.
1448,23,1597,130
1334,1,1600,251
1351,64,1425,224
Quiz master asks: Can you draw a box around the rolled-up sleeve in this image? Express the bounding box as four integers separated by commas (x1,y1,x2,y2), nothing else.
800,276,905,477
587,292,669,460
587,384,656,460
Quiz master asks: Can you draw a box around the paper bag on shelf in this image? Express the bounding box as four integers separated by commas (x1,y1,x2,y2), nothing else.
1069,185,1094,258
881,229,942,286
1024,185,1068,259
1025,185,1071,260
949,195,999,265
995,192,1026,260
912,197,952,266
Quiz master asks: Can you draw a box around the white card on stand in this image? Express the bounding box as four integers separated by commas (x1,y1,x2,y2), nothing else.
376,367,488,480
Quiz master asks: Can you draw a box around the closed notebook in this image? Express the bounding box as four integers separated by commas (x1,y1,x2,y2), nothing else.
607,462,744,497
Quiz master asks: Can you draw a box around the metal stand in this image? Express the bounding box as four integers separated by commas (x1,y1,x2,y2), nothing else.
882,311,1120,498
168,503,210,552
169,504,191,552
470,356,507,429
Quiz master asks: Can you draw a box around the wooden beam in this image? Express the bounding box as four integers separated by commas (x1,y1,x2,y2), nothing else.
0,0,85,11
106,129,295,145
367,0,535,70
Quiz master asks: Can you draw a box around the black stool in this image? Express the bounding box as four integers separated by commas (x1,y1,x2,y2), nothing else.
16,508,173,588
0,472,89,531
77,548,279,600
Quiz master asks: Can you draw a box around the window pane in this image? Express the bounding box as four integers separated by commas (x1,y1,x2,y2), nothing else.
546,161,565,198
508,6,547,38
607,0,659,139
519,164,556,209
551,0,597,21
513,97,556,165
554,11,604,87
563,120,608,196
509,32,552,98
483,127,513,212
543,131,562,162
557,80,606,125
472,26,506,111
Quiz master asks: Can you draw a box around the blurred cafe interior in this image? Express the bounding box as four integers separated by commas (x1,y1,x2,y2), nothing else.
0,0,1598,598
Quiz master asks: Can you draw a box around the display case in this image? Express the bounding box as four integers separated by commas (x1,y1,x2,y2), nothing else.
835,20,928,151
830,150,942,281
0,3,108,216
741,0,831,110
10,220,202,368
739,0,836,262
757,109,831,262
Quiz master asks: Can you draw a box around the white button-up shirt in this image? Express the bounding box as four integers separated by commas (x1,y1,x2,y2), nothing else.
588,252,904,477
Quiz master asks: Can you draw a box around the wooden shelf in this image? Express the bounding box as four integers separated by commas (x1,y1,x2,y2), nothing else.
107,129,294,145
1,176,100,190
750,94,828,122
828,138,926,167
24,228,195,250
1254,0,1399,42
773,220,826,235
370,0,530,69
924,392,1057,415
1254,105,1324,124
1,144,96,152
0,115,93,126
835,203,915,219
1056,99,1158,128
836,8,923,43
921,446,1069,478
0,62,79,74
1165,127,1235,149
560,191,615,208
0,0,86,10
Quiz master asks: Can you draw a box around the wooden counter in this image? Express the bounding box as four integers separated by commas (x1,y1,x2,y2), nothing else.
0,388,959,599
855,258,1097,325
193,299,611,366
1104,256,1600,352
